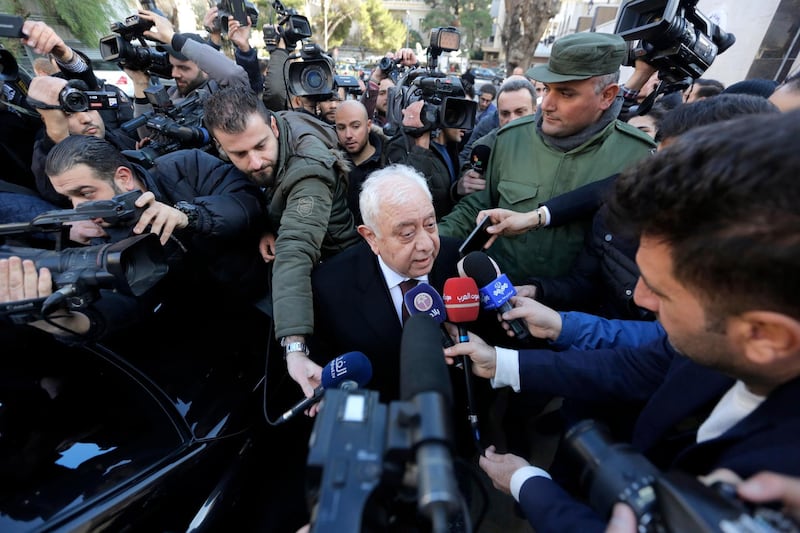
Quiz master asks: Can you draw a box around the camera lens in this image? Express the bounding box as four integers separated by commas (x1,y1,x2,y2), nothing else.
302,65,328,92
60,88,88,113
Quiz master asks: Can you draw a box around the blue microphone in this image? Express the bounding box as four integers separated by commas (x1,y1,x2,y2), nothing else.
277,351,372,424
403,282,455,348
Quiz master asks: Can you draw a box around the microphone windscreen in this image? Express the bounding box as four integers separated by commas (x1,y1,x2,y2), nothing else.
442,277,481,323
400,314,453,405
403,282,447,324
470,144,491,173
320,351,372,389
461,251,501,286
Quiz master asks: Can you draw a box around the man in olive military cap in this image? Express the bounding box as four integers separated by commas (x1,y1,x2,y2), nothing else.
439,32,655,283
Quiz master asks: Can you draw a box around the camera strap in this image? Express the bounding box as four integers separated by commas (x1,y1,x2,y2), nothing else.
25,96,62,111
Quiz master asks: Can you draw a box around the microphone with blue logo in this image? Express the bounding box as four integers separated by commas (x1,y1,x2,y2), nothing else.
403,282,456,349
458,251,530,340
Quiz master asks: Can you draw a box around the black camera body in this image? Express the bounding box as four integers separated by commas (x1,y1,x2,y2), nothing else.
99,14,172,79
264,0,311,50
566,420,799,533
286,43,335,99
614,0,735,83
120,85,210,167
334,74,361,96
60,85,119,113
384,27,475,136
216,0,259,35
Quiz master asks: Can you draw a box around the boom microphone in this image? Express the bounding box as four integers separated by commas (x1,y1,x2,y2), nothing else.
403,282,455,349
400,314,460,530
277,351,372,424
469,144,491,175
459,251,530,340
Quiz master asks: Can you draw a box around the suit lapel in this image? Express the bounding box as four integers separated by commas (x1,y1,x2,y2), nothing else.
354,250,403,341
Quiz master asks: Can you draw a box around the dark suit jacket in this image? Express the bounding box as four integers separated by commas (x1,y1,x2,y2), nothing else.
311,237,462,404
513,337,800,532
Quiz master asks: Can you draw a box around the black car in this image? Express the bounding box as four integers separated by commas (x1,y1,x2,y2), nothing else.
0,301,275,532
469,67,503,86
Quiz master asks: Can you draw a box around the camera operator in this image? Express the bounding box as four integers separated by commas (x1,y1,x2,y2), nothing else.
20,19,135,133
361,48,418,125
443,110,800,532
125,9,250,136
0,133,269,343
201,5,264,97
26,75,138,209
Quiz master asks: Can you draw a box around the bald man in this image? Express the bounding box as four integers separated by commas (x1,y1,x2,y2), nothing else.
334,100,388,222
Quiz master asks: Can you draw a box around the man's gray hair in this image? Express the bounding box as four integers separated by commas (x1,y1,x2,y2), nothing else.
593,71,621,94
359,164,432,235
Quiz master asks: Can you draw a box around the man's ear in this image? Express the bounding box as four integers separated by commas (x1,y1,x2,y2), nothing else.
729,311,800,366
600,83,619,110
357,225,380,254
270,114,279,139
113,166,137,191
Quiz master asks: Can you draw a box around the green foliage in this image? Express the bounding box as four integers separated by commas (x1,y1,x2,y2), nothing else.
356,0,406,54
52,0,115,45
459,6,492,50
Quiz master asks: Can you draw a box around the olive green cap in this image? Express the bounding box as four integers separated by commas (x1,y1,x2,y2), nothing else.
526,32,626,83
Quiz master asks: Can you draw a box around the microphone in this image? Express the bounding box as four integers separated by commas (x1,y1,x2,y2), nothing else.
403,282,455,349
277,351,372,424
400,314,461,530
469,144,491,175
459,251,530,340
442,277,482,448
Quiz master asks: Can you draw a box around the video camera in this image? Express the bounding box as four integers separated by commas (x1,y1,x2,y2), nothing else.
0,13,24,38
614,0,736,84
263,0,311,51
0,191,168,322
120,85,210,167
286,43,335,99
26,80,119,114
566,419,800,533
385,27,476,136
215,0,259,35
305,315,467,532
334,74,361,96
99,14,172,79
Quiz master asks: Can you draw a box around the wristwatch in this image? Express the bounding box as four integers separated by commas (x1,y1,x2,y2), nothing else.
174,201,199,230
281,337,310,359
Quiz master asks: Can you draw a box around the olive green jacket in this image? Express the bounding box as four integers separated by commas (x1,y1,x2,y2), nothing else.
268,113,360,338
438,115,655,283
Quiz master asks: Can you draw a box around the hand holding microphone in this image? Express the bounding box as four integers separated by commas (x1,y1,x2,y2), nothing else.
276,351,372,425
458,251,530,340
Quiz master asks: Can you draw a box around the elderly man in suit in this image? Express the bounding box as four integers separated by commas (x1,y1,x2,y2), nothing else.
310,163,462,403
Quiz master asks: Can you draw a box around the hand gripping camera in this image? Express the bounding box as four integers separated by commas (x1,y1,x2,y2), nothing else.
26,80,119,114
215,0,259,35
262,0,311,51
566,419,800,533
99,14,172,79
614,0,736,84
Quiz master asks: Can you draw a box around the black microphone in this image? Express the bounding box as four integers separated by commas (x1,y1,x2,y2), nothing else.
401,314,460,531
469,144,491,175
277,351,372,424
458,251,530,340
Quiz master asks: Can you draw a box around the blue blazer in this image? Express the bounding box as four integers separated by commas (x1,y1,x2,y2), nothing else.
514,338,800,532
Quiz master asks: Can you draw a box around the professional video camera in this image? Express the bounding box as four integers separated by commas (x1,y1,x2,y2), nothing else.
0,191,168,323
305,315,469,532
614,0,736,84
286,43,335,99
334,74,362,96
385,27,476,136
99,14,172,79
566,419,800,533
119,85,211,167
214,0,259,35
263,0,311,51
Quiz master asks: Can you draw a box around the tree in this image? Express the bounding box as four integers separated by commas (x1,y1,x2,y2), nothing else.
316,0,359,52
502,0,560,72
356,0,407,55
459,4,492,54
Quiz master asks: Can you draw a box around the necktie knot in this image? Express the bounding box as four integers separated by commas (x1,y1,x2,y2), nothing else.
399,279,419,324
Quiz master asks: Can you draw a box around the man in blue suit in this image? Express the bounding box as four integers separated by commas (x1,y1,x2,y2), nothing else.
443,110,800,532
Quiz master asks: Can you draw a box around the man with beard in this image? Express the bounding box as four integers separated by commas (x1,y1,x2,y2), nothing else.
124,9,250,139
202,85,360,404
333,100,387,223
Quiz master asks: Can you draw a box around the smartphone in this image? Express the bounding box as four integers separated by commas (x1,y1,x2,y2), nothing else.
228,0,249,26
458,216,492,257
0,14,24,38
